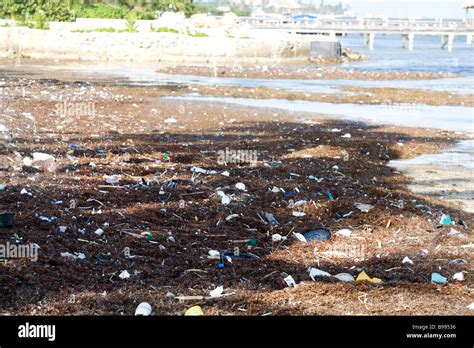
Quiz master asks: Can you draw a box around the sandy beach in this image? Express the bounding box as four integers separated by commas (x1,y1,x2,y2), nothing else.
0,69,472,315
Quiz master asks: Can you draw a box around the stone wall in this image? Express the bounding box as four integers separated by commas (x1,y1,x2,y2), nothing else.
0,27,318,64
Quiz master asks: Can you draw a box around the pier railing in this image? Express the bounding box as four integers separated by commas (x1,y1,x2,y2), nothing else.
239,17,474,33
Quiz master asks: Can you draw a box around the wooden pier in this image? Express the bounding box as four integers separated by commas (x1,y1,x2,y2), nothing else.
240,17,474,51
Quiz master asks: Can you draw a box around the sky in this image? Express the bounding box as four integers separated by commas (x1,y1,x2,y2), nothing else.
323,0,468,19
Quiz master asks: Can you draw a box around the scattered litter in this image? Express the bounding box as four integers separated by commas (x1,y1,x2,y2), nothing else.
450,259,468,265
303,228,331,242
185,306,204,316
119,270,131,279
326,191,334,201
356,271,382,284
216,191,231,205
210,286,224,298
431,272,447,284
335,229,352,237
263,212,278,225
334,273,355,282
191,167,216,175
104,175,120,185
341,133,352,138
292,232,307,243
60,252,86,260
58,226,67,233
283,275,297,288
221,170,230,177
94,228,104,236
452,272,464,282
225,214,239,221
270,186,281,193
135,302,152,316
467,303,474,310
439,214,452,225
308,267,331,280
0,184,6,191
272,234,285,242
235,183,246,191
208,250,220,258
292,211,306,217
402,256,414,265
354,203,374,213
222,251,259,260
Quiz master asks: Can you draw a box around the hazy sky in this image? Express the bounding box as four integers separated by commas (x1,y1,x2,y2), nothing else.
323,0,468,19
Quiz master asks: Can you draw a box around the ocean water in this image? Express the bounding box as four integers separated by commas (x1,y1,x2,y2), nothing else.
339,34,474,76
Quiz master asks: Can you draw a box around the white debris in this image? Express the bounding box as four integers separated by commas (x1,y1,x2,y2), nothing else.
335,229,352,237
0,184,6,191
402,256,414,265
94,228,105,236
467,303,474,310
216,191,231,205
191,167,216,175
270,186,281,193
341,133,352,138
453,272,464,281
104,175,119,185
58,226,67,233
164,117,177,123
119,270,131,279
271,234,285,242
208,250,220,258
135,302,152,316
225,214,239,221
283,275,297,288
221,170,230,177
235,182,246,191
293,200,307,207
60,252,86,260
354,202,375,213
308,267,331,280
210,286,224,298
32,152,55,162
292,232,307,243
292,211,306,217
334,273,355,282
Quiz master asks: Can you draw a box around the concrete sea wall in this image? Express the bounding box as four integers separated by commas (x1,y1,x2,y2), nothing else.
0,27,330,64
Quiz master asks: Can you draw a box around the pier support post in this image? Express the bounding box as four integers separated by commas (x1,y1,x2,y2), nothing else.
408,32,415,51
402,34,407,48
441,35,447,49
467,34,473,45
368,32,375,50
447,34,454,52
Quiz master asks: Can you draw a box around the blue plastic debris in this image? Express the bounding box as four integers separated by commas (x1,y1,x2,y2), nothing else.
431,272,447,284
439,214,452,225
222,251,259,260
326,191,334,201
